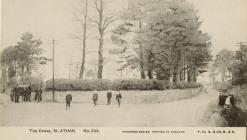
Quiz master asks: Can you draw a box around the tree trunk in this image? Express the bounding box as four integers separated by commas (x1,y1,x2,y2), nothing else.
97,36,104,79
139,20,145,79
192,66,196,82
187,66,191,82
1,68,7,91
148,70,153,79
147,49,153,80
173,50,181,84
97,0,104,79
21,63,24,75
79,0,88,79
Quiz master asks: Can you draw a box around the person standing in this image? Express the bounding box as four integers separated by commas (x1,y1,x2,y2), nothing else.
27,85,32,102
106,90,112,105
224,94,231,108
116,90,122,107
39,88,43,102
66,94,72,110
92,90,98,106
36,89,42,102
10,89,14,102
14,87,20,103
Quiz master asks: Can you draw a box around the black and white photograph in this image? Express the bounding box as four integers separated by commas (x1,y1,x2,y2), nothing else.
0,0,247,128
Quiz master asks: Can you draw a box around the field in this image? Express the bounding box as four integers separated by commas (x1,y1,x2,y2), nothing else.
0,87,219,127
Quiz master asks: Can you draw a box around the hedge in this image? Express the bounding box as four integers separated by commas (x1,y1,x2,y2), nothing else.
45,79,111,91
173,81,202,89
45,79,170,91
111,79,170,90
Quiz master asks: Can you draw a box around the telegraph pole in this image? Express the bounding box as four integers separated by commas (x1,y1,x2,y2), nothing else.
49,39,58,102
52,39,55,102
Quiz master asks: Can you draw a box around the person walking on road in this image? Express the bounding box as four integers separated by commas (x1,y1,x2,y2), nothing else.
66,94,72,110
116,90,122,107
92,90,98,106
106,90,112,105
10,89,14,102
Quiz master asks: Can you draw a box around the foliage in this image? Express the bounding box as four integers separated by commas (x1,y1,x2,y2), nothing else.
220,107,247,127
212,49,235,82
20,74,44,90
228,44,247,85
173,81,202,89
0,32,49,80
44,78,203,91
111,79,170,90
45,79,112,91
112,0,212,83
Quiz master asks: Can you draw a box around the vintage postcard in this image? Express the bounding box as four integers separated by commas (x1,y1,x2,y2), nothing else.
0,0,246,139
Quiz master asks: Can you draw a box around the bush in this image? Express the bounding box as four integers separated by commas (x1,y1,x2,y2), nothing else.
111,79,170,90
45,79,203,91
45,79,170,91
220,107,247,127
20,75,43,89
213,81,232,92
173,81,202,89
45,79,111,91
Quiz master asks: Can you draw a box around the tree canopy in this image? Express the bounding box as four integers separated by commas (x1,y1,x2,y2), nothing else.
112,0,212,84
1,32,49,81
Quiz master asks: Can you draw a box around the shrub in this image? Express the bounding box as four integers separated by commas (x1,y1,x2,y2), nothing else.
20,75,44,90
111,79,170,90
45,79,171,91
45,79,202,91
174,81,202,89
45,79,111,91
220,107,247,127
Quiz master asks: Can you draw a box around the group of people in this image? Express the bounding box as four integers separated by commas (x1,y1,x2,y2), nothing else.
65,90,122,110
93,90,122,107
10,85,43,103
218,91,235,108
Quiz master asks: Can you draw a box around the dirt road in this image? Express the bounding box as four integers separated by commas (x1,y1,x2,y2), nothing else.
0,87,218,126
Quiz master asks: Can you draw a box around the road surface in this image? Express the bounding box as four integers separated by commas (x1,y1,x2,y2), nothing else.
0,87,218,127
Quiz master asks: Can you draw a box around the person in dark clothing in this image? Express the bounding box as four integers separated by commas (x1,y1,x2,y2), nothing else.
218,91,229,107
36,89,42,102
106,90,112,105
14,87,19,103
229,94,235,106
116,91,122,107
27,86,32,102
66,94,72,110
39,88,43,101
34,89,38,101
92,90,98,106
23,87,28,102
10,89,14,102
219,92,227,106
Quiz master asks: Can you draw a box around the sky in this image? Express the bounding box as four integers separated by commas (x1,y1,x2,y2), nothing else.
1,0,247,81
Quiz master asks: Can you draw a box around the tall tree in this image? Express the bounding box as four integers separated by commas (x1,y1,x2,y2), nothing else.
0,32,48,82
91,0,115,79
72,0,89,79
213,49,235,82
229,43,247,85
119,0,149,79
79,0,88,79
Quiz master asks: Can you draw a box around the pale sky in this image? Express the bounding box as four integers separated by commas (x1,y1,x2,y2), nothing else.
1,0,247,81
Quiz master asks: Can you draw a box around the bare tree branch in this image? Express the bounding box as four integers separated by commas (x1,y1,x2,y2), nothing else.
103,17,116,31
93,0,101,14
